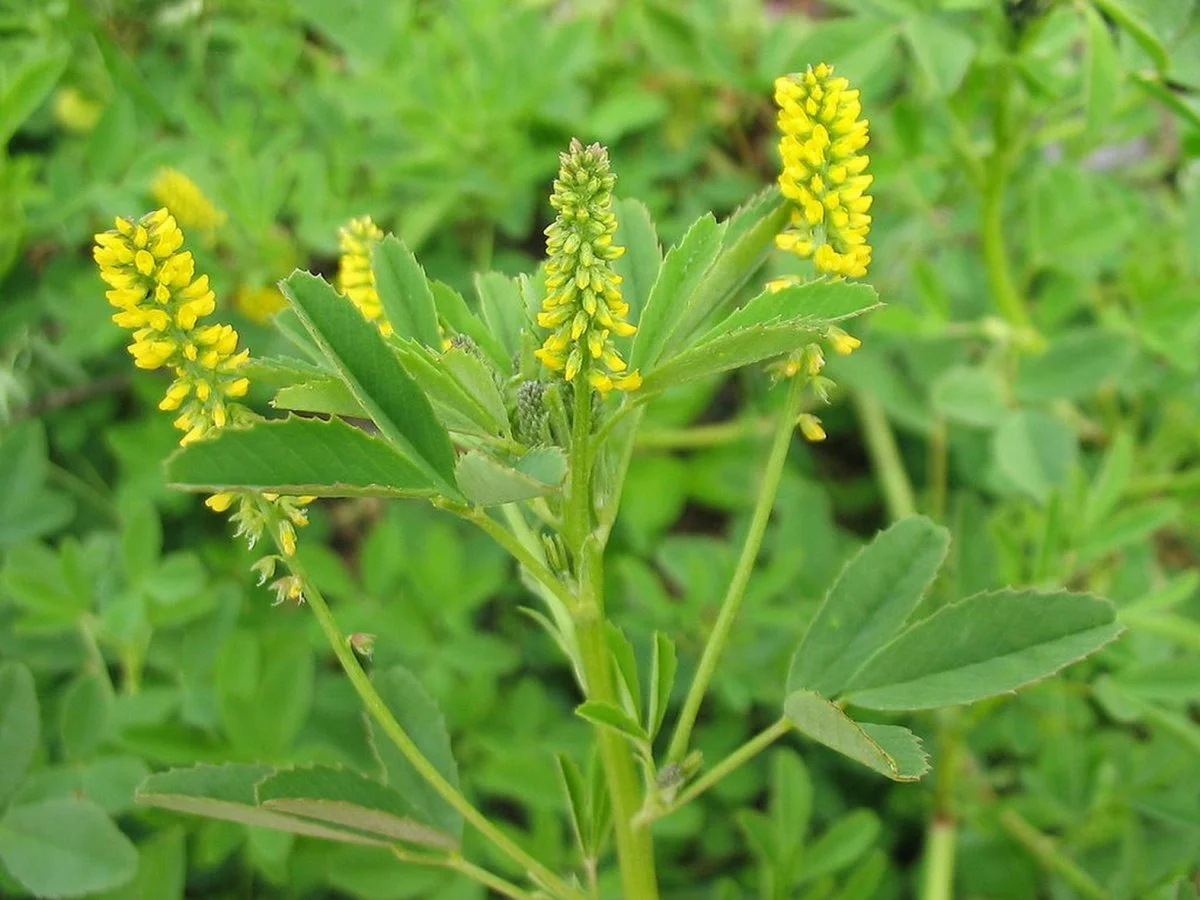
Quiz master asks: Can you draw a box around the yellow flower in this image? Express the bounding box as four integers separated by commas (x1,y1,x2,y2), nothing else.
826,325,861,355
234,284,287,323
798,413,826,442
94,209,313,561
52,87,103,133
534,139,641,395
775,63,873,279
336,216,392,336
94,208,249,446
151,168,227,238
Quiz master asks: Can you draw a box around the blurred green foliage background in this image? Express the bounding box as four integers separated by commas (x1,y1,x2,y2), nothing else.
2,0,1199,897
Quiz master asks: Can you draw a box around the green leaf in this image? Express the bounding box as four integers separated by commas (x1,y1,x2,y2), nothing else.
167,417,438,498
641,280,881,391
280,272,458,494
796,809,881,884
391,342,505,437
904,16,975,95
1084,5,1120,136
575,700,650,745
474,272,529,361
58,673,112,762
556,753,589,857
0,662,39,807
646,632,677,741
256,766,457,850
843,589,1123,710
606,625,642,722
368,666,462,841
931,366,1008,427
0,798,137,898
430,281,510,372
665,192,791,356
631,213,726,370
0,47,69,146
992,410,1078,503
454,447,567,505
1091,0,1169,72
272,378,364,418
1083,430,1134,530
1015,329,1134,402
783,691,928,781
137,764,387,845
612,197,662,326
788,517,950,698
0,421,74,546
439,348,508,435
372,236,442,348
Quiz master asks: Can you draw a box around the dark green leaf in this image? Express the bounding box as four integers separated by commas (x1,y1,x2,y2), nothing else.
575,700,650,745
137,764,387,845
1015,330,1134,403
783,691,928,781
58,673,112,762
372,236,442,348
280,272,458,493
642,281,880,391
646,632,677,741
430,281,510,372
0,798,137,898
0,48,69,146
272,378,364,418
789,517,950,698
844,589,1123,710
992,410,1078,503
631,213,726,370
474,272,529,361
1084,5,1120,135
256,766,457,850
612,197,662,326
931,366,1008,428
455,447,567,506
368,666,463,840
1091,0,1169,72
0,662,38,806
167,416,438,498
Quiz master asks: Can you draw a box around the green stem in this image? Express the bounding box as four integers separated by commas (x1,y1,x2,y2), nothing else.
981,62,1034,335
997,809,1109,900
920,817,957,900
390,848,533,900
635,416,776,451
290,557,578,900
666,377,805,765
642,718,790,825
566,383,660,899
852,392,917,522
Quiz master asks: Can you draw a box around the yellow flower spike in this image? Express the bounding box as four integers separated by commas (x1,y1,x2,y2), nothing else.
775,64,873,279
94,209,314,567
798,414,827,443
535,139,640,394
151,168,227,238
336,216,392,336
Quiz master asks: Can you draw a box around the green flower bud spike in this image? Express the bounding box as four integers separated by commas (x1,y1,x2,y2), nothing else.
534,139,641,395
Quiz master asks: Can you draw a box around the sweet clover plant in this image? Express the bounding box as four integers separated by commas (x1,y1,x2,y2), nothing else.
75,64,1125,899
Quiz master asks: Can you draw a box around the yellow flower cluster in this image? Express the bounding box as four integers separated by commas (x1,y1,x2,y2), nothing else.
151,168,227,237
775,64,873,279
94,209,311,560
534,140,640,394
94,209,249,445
336,216,392,336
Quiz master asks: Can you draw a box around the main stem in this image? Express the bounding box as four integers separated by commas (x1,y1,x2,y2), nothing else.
666,376,805,765
291,558,578,900
567,383,660,899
